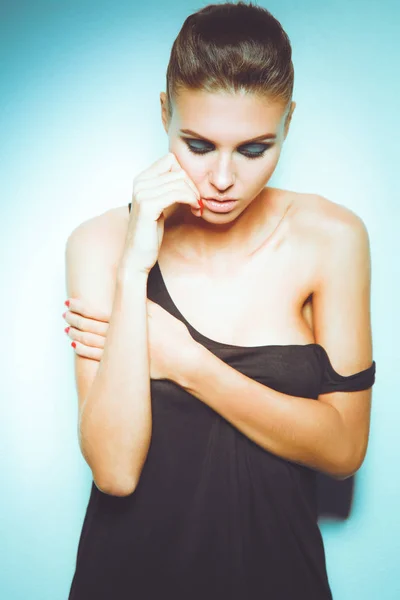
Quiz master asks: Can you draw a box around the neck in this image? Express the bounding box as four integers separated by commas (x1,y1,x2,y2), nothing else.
166,187,290,270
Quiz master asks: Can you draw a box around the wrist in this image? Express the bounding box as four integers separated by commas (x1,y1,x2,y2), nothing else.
172,340,206,389
116,263,149,287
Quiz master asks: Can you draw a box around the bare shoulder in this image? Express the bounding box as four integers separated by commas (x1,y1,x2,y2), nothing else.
282,190,372,301
66,205,129,271
286,190,370,246
65,205,131,315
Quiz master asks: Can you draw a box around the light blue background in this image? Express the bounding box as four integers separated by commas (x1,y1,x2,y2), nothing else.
1,1,398,598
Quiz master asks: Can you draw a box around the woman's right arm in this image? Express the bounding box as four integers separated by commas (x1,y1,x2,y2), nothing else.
66,153,201,497
65,218,152,497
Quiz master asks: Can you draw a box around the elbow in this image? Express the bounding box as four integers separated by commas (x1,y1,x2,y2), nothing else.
93,471,139,497
331,444,367,481
80,439,142,497
94,477,138,497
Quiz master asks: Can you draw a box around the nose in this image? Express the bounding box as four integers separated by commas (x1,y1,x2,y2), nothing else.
208,154,236,192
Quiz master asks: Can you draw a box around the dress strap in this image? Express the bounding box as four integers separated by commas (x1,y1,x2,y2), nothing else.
319,347,376,394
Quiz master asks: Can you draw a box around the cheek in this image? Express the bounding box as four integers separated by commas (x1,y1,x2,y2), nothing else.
268,147,282,169
251,150,281,181
247,155,278,181
176,154,207,182
169,142,204,180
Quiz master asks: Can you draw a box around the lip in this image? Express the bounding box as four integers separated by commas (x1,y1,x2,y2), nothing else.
202,198,238,214
204,197,237,202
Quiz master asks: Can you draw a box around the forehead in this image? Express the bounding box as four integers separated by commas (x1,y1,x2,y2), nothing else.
172,88,286,138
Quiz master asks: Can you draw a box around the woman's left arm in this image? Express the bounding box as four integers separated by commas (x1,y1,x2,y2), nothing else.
175,212,373,480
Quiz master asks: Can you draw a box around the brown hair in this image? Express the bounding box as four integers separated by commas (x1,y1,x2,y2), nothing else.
165,1,294,120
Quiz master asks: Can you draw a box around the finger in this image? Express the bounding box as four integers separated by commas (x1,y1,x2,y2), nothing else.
169,154,184,172
134,170,189,190
132,171,190,199
64,311,109,336
136,152,179,181
133,172,200,219
65,298,111,322
142,178,199,201
67,326,106,349
180,172,200,200
152,161,200,200
71,340,103,361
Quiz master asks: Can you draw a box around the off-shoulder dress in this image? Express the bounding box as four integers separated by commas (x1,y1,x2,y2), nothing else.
68,201,376,600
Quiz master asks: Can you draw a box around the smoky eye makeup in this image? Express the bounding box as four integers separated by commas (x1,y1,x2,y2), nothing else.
182,137,272,159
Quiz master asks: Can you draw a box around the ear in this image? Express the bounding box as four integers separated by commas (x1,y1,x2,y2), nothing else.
160,92,170,133
283,101,296,139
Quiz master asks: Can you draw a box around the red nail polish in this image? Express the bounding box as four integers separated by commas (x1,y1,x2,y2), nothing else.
198,198,204,216
71,341,76,348
65,327,70,334
62,312,66,319
65,300,70,307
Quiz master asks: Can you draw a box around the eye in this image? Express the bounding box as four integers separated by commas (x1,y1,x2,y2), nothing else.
183,139,272,159
239,144,272,159
185,140,213,155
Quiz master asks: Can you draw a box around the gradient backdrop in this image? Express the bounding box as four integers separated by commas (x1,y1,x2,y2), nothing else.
1,0,398,598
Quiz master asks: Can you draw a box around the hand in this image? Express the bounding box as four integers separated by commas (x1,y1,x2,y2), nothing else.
120,152,202,277
146,299,197,380
63,298,197,381
63,298,109,361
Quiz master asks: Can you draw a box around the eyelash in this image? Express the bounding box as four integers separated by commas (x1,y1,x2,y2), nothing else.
184,141,272,160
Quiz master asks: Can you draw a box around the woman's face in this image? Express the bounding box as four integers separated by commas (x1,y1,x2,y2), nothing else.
160,88,295,219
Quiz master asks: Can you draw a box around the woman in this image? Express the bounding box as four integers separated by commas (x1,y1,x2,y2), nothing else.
64,2,376,598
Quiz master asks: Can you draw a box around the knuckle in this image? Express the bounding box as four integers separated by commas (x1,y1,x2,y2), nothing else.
169,169,184,177
135,189,149,204
134,179,145,192
132,180,144,197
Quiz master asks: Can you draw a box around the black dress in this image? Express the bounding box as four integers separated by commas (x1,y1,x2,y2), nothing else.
68,202,376,599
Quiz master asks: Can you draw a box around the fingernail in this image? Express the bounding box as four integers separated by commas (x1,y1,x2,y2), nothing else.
62,312,66,319
65,300,70,307
64,327,70,334
71,342,76,348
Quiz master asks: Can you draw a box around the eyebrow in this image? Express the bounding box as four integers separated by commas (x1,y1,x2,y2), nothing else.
179,128,277,144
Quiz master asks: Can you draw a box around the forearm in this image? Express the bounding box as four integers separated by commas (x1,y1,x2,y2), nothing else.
177,344,352,477
79,269,152,496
